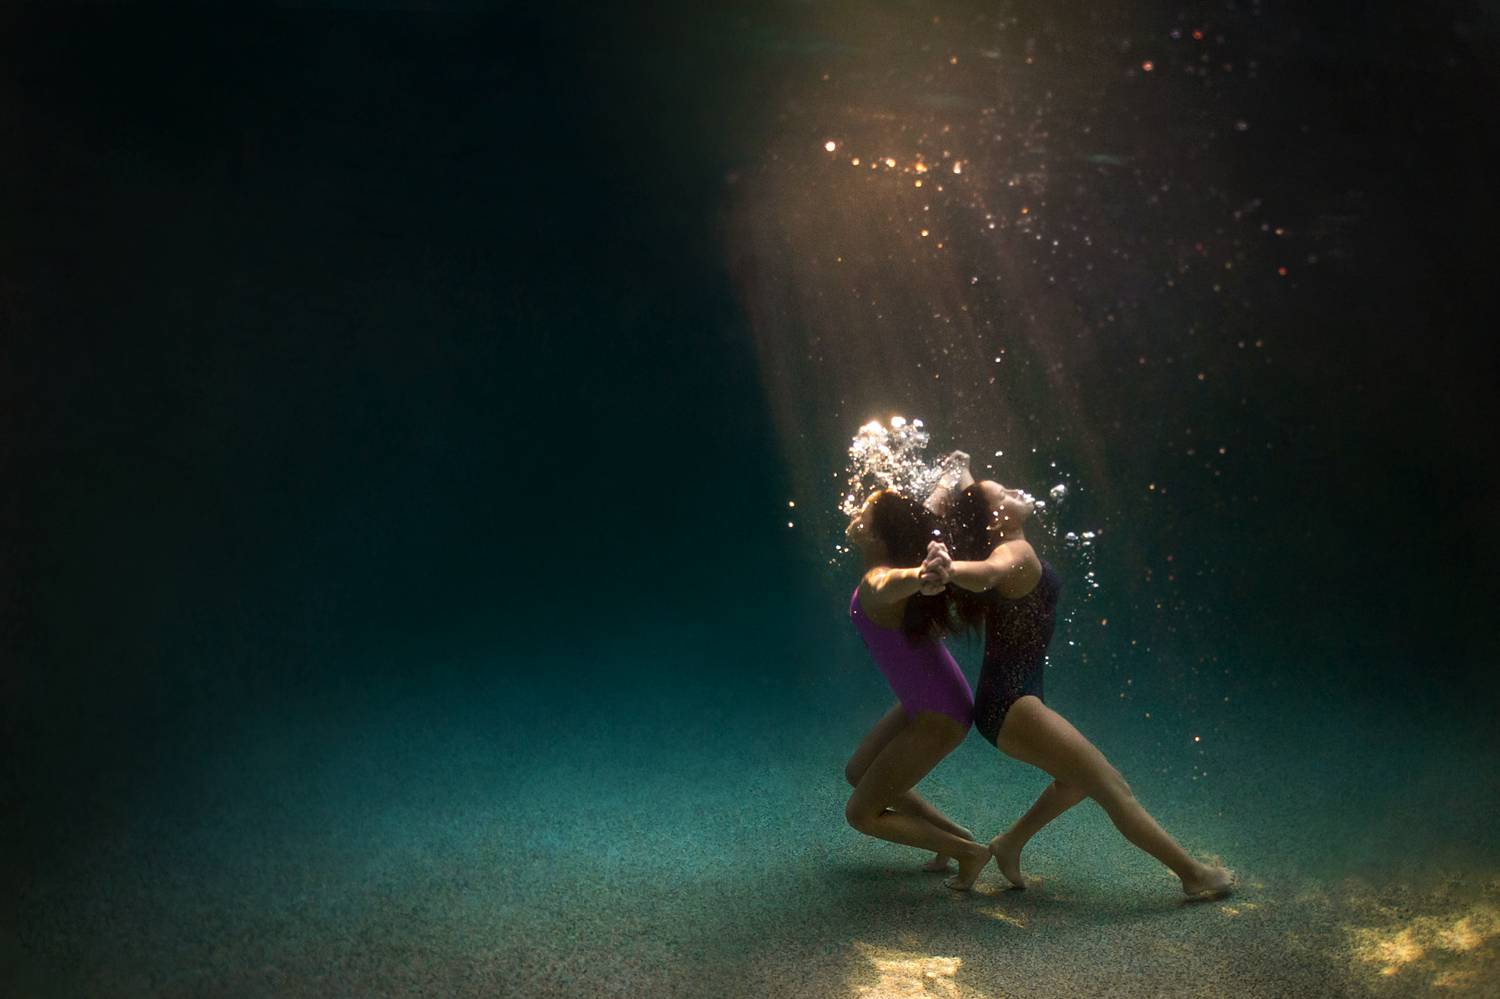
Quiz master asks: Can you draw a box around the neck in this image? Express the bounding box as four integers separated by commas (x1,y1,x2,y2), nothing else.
989,524,1026,547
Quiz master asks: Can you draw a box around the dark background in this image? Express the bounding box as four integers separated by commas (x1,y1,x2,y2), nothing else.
4,0,1497,870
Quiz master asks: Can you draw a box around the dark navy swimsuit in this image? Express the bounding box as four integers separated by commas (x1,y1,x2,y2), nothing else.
973,559,1061,746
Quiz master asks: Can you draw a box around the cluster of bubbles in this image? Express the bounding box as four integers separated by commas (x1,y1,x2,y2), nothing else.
839,416,945,517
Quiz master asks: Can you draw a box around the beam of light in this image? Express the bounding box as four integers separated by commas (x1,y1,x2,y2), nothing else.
727,8,1116,552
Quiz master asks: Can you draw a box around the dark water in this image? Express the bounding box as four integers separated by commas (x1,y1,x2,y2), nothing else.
5,3,1498,996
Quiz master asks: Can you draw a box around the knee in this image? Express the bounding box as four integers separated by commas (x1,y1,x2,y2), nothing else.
1086,766,1133,806
844,796,877,833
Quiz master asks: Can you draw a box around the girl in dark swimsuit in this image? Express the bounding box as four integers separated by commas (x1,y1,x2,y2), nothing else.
923,465,1234,900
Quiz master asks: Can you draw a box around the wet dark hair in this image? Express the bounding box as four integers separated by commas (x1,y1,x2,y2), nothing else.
943,483,1001,634
866,490,957,639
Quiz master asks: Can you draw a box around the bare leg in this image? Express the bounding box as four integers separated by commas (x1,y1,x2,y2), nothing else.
846,705,977,871
846,712,991,890
995,697,1233,898
989,778,1086,887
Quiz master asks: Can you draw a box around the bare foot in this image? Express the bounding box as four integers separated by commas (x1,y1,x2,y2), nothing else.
1181,862,1234,901
923,824,974,872
944,843,992,891
988,832,1027,889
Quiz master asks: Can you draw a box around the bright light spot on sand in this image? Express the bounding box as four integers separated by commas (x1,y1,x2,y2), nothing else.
984,908,1028,928
1347,901,1500,983
825,140,838,152
851,943,964,998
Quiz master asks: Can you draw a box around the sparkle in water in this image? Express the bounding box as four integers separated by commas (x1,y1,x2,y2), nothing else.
840,416,942,517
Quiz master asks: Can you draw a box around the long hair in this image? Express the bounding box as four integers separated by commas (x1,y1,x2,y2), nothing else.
944,483,999,635
867,490,957,639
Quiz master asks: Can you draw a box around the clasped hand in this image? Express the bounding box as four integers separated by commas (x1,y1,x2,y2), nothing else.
918,540,952,596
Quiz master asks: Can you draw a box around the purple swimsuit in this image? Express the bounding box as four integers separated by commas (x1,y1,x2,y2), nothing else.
849,588,974,727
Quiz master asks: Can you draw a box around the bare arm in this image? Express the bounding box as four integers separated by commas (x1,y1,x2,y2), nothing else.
859,565,931,614
947,540,1041,598
923,451,974,514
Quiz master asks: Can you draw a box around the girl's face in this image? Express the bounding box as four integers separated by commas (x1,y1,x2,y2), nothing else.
983,481,1034,533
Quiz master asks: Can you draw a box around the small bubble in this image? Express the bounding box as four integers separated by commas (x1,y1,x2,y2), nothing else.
824,140,837,152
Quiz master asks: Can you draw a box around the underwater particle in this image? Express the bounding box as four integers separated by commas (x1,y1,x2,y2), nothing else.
1049,483,1068,502
788,521,795,528
1193,735,1201,742
1235,120,1249,131
1197,371,1207,381
952,161,963,174
1191,28,1204,41
920,229,929,237
1148,482,1156,491
788,500,796,507
1277,265,1289,276
851,157,861,166
915,179,923,188
1141,60,1155,72
884,157,897,168
824,140,837,152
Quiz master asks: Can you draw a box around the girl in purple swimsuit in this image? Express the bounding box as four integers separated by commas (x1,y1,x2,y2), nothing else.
842,490,992,890
922,460,1234,900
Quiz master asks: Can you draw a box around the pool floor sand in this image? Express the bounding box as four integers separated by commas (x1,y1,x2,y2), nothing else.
12,672,1500,997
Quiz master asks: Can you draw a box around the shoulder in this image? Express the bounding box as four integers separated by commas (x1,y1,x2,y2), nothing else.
992,540,1042,599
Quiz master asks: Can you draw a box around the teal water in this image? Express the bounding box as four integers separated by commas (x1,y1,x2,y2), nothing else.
6,3,1498,997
